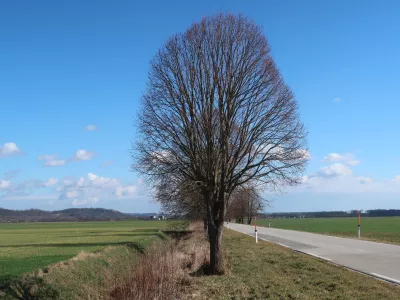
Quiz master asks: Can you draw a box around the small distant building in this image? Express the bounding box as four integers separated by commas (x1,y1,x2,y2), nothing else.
149,215,166,220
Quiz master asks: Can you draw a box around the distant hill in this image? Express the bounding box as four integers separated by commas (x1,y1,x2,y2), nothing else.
0,208,143,223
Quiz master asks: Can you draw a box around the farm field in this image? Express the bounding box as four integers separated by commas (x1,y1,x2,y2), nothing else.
256,217,400,245
0,220,170,282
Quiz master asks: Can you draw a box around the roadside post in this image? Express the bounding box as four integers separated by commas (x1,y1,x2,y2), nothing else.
358,210,361,238
255,216,258,243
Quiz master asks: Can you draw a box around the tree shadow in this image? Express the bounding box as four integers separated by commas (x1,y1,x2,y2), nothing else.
189,262,225,277
0,274,15,289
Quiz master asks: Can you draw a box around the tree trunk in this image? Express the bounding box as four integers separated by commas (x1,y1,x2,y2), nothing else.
208,222,224,274
203,217,208,232
203,217,209,240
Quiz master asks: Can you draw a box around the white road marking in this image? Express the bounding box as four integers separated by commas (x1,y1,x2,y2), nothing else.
356,248,365,252
277,243,290,248
370,273,400,284
306,252,332,261
358,239,393,246
261,238,270,242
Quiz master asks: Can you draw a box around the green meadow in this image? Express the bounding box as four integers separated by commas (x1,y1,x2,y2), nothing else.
0,220,170,281
256,217,400,244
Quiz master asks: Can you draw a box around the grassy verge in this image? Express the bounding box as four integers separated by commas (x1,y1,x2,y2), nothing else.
0,220,172,280
0,234,164,300
188,229,400,300
256,217,400,245
0,220,201,300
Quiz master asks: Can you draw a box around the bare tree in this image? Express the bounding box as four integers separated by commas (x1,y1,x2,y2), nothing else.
133,13,308,274
227,186,265,224
155,176,207,228
244,187,265,225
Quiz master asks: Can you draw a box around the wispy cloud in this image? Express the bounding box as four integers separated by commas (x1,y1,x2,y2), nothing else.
85,125,97,131
100,160,114,168
39,155,67,167
0,142,22,157
0,180,11,189
4,169,22,180
316,163,352,178
57,173,144,206
0,177,60,199
73,150,94,161
38,149,94,167
323,153,360,166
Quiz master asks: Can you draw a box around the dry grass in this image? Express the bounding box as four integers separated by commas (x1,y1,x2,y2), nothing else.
186,229,400,300
43,245,140,300
19,222,209,300
110,222,209,300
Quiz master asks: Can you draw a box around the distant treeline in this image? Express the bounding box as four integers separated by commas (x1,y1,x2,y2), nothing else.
260,209,400,218
0,208,161,223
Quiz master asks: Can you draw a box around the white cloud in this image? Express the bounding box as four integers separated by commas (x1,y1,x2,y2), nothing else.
88,173,97,181
72,197,99,206
74,150,94,161
317,163,352,178
114,185,137,198
323,153,360,166
39,155,67,167
347,160,360,166
65,190,79,199
297,149,311,160
333,97,341,103
39,155,57,161
0,177,60,199
58,173,140,206
62,177,76,187
39,150,94,166
287,163,400,195
0,179,11,189
85,125,97,131
1,172,146,207
0,142,22,157
87,173,119,188
45,159,67,166
295,175,400,195
358,177,373,184
43,178,59,187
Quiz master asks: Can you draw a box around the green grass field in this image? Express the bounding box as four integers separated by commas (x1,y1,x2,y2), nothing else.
0,220,170,281
256,217,400,244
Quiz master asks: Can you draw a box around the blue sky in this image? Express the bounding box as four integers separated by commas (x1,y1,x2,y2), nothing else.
1,0,399,213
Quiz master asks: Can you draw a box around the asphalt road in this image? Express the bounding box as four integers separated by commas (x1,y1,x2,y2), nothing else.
225,222,400,284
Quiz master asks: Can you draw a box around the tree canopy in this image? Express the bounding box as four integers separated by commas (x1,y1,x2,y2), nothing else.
133,13,308,273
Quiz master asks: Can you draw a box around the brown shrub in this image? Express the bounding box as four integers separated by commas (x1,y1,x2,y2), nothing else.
110,222,209,300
